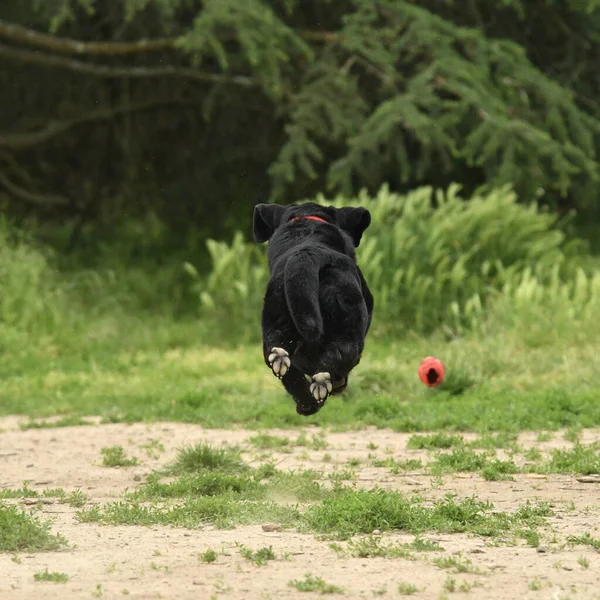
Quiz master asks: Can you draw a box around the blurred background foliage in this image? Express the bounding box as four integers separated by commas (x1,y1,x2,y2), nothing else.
1,0,600,346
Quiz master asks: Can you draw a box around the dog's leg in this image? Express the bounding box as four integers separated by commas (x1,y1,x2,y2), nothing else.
266,346,291,379
310,339,363,403
331,375,348,395
281,367,324,416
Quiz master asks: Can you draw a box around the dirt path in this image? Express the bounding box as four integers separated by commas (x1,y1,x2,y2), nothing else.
1,418,599,599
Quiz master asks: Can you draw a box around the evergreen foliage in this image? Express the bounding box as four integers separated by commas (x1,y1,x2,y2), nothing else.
1,0,600,235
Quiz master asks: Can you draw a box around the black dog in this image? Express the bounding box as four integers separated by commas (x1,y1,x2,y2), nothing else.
253,201,374,416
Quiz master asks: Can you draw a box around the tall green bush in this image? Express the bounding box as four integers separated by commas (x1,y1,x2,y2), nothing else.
193,184,596,338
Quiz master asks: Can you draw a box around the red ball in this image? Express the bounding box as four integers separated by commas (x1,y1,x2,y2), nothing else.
418,357,445,388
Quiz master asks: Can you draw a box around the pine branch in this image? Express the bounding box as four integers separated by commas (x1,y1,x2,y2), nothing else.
0,18,337,55
0,99,198,150
0,42,254,86
0,19,174,55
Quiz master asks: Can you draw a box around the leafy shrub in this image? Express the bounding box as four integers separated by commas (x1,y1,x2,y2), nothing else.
191,184,596,337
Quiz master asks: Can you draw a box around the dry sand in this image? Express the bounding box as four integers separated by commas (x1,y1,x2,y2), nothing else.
1,418,599,599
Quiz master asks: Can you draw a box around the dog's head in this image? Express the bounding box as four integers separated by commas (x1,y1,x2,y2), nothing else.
253,202,371,248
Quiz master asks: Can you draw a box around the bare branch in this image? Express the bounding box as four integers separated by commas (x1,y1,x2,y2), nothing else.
0,170,69,206
0,42,254,86
0,19,338,55
0,19,175,55
0,99,198,150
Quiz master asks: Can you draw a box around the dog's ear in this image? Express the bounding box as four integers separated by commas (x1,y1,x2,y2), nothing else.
336,207,371,247
253,203,285,243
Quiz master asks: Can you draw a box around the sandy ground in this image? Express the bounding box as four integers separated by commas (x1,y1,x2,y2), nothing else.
1,418,600,600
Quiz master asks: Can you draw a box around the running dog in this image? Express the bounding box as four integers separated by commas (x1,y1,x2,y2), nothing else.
253,201,374,415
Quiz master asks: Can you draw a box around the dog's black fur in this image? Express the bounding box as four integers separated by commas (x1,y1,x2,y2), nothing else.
253,201,374,416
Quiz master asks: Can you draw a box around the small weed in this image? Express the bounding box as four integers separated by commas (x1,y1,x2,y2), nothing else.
347,457,362,468
371,458,423,474
428,448,488,475
328,468,356,482
139,439,166,459
537,432,553,443
295,432,328,450
0,504,67,552
200,549,218,563
432,554,483,574
567,533,600,550
238,544,276,566
289,573,344,594
397,582,419,595
563,427,582,443
577,556,589,569
367,442,378,450
481,458,519,481
539,443,600,475
409,537,444,552
322,453,332,462
92,584,103,598
407,433,464,450
101,446,139,467
167,443,248,475
249,434,291,451
33,569,69,583
344,536,413,559
528,578,542,591
68,490,89,508
468,432,519,450
524,447,543,462
442,577,456,592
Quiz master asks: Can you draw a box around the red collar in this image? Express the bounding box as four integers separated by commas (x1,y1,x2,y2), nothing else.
290,215,329,224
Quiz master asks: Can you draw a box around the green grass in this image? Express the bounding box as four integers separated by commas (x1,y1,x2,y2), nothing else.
70,440,553,548
167,443,248,476
0,504,67,552
33,569,70,583
101,446,139,467
398,582,420,595
567,533,600,550
199,548,218,563
0,485,88,507
432,554,483,574
238,544,277,566
289,573,344,594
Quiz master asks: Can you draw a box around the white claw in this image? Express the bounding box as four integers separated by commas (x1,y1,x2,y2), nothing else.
310,372,333,403
268,347,290,379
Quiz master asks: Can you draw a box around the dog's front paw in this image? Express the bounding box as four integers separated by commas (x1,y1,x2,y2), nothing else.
268,347,291,379
310,372,333,403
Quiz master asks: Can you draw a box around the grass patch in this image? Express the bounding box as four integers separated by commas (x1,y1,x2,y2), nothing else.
20,416,92,430
249,434,292,451
101,446,139,467
199,548,218,563
538,443,600,475
0,504,67,552
407,433,464,450
398,582,420,595
432,554,483,574
371,458,423,473
0,486,88,507
33,569,69,583
303,489,550,541
238,544,277,566
427,448,488,475
567,533,600,550
337,536,414,559
289,573,344,594
166,443,248,476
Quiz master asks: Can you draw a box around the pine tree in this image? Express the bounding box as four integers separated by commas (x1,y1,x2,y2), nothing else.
1,0,600,226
